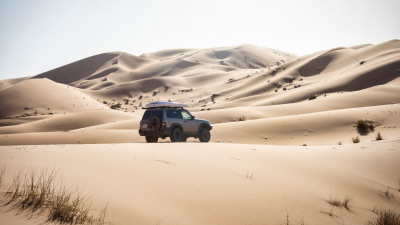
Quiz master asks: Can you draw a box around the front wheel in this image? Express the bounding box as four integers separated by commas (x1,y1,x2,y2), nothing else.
145,136,159,143
199,128,211,142
170,127,184,142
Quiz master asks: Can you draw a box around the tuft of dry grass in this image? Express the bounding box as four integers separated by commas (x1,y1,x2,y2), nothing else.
352,136,360,143
3,168,108,225
308,94,317,101
378,187,395,200
342,197,351,210
367,208,400,225
246,171,254,180
338,141,342,145
238,116,246,121
328,195,351,210
0,165,5,188
376,132,383,141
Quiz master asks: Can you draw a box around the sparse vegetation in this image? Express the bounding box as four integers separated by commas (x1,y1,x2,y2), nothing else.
308,94,317,101
211,94,220,103
379,187,395,200
227,78,235,83
376,132,383,141
2,168,108,225
328,196,351,210
164,86,170,92
338,141,342,145
246,171,254,180
179,88,193,93
238,116,246,121
352,136,360,143
357,120,375,134
285,208,290,225
0,165,5,187
367,208,400,225
110,103,121,109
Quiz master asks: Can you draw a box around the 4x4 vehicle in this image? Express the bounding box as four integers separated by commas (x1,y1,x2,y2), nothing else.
139,102,212,143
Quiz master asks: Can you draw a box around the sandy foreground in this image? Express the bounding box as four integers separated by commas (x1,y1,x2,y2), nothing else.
0,141,399,225
1,40,400,224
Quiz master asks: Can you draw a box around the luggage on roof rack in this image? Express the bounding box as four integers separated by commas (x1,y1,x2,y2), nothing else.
144,101,188,109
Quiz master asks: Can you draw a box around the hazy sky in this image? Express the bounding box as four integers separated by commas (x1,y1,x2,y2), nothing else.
0,0,399,80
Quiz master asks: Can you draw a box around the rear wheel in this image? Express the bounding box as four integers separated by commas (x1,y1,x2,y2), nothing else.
170,127,184,142
145,136,158,143
199,127,211,142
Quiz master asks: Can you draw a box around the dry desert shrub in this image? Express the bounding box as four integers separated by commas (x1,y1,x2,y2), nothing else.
328,196,351,210
308,94,317,101
376,132,383,141
3,168,108,225
352,136,360,143
367,208,400,225
357,120,375,135
238,116,246,121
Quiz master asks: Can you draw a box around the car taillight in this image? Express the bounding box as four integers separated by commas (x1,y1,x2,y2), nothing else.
162,122,166,128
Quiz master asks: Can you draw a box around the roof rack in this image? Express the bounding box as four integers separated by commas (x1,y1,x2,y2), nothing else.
142,106,184,109
144,101,188,109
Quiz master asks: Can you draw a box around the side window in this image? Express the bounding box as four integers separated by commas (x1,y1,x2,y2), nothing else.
166,110,183,119
153,110,163,119
181,110,192,120
142,111,151,120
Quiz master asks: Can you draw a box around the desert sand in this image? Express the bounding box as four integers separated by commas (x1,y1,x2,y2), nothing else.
0,40,399,224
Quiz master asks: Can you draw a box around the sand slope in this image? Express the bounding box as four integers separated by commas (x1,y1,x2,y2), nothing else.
0,141,399,225
0,78,107,119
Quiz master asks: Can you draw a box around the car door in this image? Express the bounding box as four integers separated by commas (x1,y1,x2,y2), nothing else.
181,109,197,135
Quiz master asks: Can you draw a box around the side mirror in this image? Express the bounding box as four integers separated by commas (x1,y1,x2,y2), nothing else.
191,116,195,120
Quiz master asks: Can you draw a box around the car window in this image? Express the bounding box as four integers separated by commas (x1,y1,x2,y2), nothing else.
166,109,183,119
153,110,163,119
181,110,192,120
142,110,163,120
142,111,151,120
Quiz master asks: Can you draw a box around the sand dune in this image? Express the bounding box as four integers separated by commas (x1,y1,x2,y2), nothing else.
0,109,137,134
0,76,31,91
1,40,400,224
0,78,106,119
1,40,399,145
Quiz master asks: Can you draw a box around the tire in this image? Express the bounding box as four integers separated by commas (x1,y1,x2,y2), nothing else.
170,127,184,142
145,136,158,143
199,127,211,142
147,116,161,131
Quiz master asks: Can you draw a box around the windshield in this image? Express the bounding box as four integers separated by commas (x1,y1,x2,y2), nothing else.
181,110,192,120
